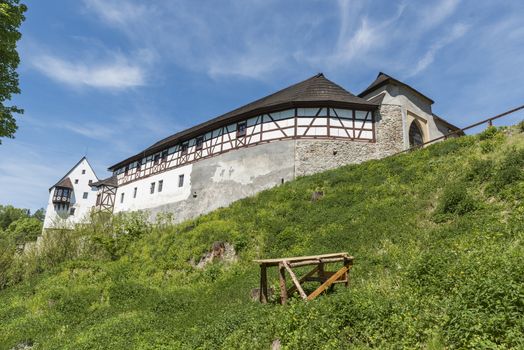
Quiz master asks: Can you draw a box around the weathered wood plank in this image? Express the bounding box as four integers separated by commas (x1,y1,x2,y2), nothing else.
286,265,319,296
307,264,350,301
282,261,307,300
288,257,349,268
254,252,350,266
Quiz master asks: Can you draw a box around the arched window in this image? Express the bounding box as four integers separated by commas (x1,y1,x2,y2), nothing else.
409,121,424,147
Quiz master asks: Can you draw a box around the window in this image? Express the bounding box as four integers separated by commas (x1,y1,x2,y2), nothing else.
69,208,76,216
409,121,424,147
178,174,184,187
83,192,88,199
120,192,125,203
96,194,101,206
181,143,189,155
74,179,79,184
88,180,92,184
150,182,156,194
196,137,203,150
154,154,161,165
161,150,168,162
158,180,163,192
124,165,129,176
237,122,247,137
133,187,137,198
82,169,86,174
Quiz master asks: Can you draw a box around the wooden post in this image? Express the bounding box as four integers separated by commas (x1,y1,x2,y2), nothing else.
343,258,350,288
318,261,325,282
260,264,268,303
278,263,288,305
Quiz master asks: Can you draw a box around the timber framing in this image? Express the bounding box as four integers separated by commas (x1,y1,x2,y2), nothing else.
114,107,376,186
254,252,354,304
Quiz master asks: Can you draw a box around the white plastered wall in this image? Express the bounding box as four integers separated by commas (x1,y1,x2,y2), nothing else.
43,158,99,229
113,164,192,213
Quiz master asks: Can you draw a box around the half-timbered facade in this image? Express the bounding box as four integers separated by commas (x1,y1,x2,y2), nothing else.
45,72,462,227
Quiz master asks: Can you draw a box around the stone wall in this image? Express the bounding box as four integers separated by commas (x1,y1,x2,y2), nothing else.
294,104,404,176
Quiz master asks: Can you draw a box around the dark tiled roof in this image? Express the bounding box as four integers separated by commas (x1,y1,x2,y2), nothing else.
90,175,118,188
109,73,378,171
55,177,73,189
358,72,435,104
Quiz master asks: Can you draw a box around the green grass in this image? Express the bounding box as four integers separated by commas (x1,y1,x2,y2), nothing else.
1,126,523,349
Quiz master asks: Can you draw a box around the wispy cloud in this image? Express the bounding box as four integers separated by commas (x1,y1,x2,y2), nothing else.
408,23,470,77
420,0,461,28
32,54,146,89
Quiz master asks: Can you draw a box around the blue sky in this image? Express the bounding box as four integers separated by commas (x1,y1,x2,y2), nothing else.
1,0,524,211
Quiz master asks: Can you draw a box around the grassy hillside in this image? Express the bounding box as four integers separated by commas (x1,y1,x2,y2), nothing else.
1,125,523,349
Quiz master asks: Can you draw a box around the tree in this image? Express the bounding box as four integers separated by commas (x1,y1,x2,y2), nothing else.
0,204,29,230
0,0,27,144
5,216,41,243
32,208,45,221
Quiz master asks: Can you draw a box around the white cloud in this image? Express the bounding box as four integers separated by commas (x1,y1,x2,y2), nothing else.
409,23,469,77
421,0,461,28
83,0,147,27
32,54,146,89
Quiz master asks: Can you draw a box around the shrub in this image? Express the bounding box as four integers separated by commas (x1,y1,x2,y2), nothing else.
466,158,494,182
478,125,499,140
518,119,524,133
435,182,477,218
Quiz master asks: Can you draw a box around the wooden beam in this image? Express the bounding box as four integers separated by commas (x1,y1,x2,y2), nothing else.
288,257,347,268
307,264,350,301
278,263,288,305
282,261,307,300
286,265,319,296
259,264,268,304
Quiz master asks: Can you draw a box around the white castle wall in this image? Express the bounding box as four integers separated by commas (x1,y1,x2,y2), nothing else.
113,164,192,213
43,158,98,229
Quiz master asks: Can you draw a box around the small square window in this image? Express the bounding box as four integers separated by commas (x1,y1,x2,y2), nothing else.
133,187,137,198
120,192,125,203
237,122,247,137
196,137,203,150
83,192,88,199
74,179,79,184
178,174,184,187
150,182,155,194
69,208,76,216
158,180,163,192
181,143,189,155
88,179,93,184
82,170,86,174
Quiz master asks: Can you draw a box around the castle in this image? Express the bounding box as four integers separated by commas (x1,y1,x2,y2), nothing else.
43,72,462,229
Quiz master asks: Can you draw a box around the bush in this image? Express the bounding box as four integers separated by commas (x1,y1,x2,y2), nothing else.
478,126,499,140
518,120,524,133
435,182,478,218
466,158,494,182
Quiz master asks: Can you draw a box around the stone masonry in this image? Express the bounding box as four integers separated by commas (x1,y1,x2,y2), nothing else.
294,104,404,176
